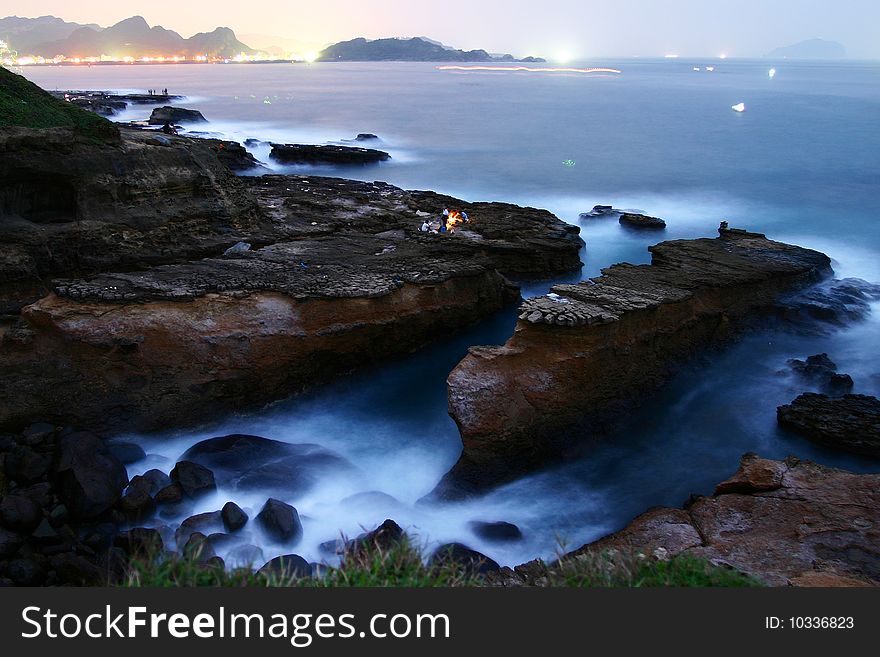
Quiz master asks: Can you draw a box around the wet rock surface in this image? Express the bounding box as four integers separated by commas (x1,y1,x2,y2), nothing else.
437,228,833,497
777,394,880,457
551,455,880,587
270,143,390,165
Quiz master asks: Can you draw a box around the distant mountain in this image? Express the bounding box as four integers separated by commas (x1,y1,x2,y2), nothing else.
766,38,847,59
0,15,100,52
317,37,544,62
8,15,255,58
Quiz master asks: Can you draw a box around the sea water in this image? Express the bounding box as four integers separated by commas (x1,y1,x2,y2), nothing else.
20,60,880,566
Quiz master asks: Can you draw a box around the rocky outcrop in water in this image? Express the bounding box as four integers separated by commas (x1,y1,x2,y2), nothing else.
1,157,583,433
565,455,879,586
777,394,880,457
785,354,854,395
435,228,832,497
148,106,207,125
270,143,391,165
619,212,666,230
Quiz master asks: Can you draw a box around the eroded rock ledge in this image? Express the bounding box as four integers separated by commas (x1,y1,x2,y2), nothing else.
1,163,583,434
546,455,879,587
436,229,832,497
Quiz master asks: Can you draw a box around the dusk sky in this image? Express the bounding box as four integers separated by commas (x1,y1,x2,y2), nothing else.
2,0,878,59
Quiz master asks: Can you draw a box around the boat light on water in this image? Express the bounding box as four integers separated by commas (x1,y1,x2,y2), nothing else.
732,102,746,113
769,68,777,79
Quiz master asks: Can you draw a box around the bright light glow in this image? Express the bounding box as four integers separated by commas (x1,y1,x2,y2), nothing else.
706,66,715,72
437,65,621,74
555,50,573,64
664,54,679,59
719,53,728,60
769,68,777,79
693,67,701,71
304,51,319,63
732,102,746,113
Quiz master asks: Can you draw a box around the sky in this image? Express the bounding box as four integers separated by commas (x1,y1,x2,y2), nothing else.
1,0,878,59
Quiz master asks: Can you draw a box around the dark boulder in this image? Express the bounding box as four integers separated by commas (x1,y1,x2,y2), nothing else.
221,501,248,532
256,499,302,544
50,552,105,586
155,483,184,505
53,432,128,520
787,353,854,396
468,521,523,543
118,477,156,521
201,139,265,172
619,213,666,230
269,143,390,166
0,495,43,533
170,461,216,499
177,511,223,547
778,393,880,457
0,527,24,558
141,469,172,494
180,435,354,498
115,527,164,556
5,445,52,484
258,554,311,580
183,532,216,562
579,205,615,219
347,519,404,554
355,133,379,141
7,556,47,586
148,106,207,125
107,442,146,465
430,543,500,575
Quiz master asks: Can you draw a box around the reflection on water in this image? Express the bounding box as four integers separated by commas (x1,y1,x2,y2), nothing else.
23,60,880,566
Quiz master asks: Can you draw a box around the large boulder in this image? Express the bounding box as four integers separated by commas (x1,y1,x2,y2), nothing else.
468,521,523,543
148,106,207,125
258,554,311,580
180,435,355,498
786,354,853,396
430,543,500,576
170,461,216,499
256,499,303,544
0,494,43,533
619,212,666,230
53,432,128,519
777,394,880,457
221,501,248,532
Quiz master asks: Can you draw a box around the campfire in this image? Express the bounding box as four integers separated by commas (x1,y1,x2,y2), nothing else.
446,210,467,232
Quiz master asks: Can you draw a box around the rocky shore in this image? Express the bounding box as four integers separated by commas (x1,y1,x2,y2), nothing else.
435,228,833,497
495,455,880,587
1,127,583,434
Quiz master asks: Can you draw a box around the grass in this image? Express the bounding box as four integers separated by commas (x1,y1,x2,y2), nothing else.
119,540,760,588
549,550,763,588
0,65,119,142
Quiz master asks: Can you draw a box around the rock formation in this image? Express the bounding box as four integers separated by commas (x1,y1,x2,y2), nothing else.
270,143,391,165
561,455,879,587
1,152,583,432
777,394,880,457
436,228,832,497
148,106,207,125
0,126,261,313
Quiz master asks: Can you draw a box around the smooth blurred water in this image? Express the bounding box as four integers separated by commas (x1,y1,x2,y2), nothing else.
21,61,880,566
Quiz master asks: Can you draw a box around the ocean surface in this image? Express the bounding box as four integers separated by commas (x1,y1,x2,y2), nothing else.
21,60,880,567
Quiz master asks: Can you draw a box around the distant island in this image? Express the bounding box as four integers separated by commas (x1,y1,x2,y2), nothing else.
0,15,255,59
766,38,847,59
317,37,545,63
